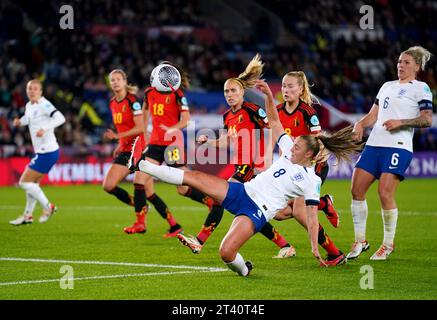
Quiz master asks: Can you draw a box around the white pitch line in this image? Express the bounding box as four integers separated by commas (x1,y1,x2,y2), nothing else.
0,269,224,287
0,205,205,212
0,257,227,272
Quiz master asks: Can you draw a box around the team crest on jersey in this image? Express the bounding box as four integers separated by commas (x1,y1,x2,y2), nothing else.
165,96,171,104
238,115,243,123
293,172,304,182
122,105,126,112
294,119,300,127
397,89,407,97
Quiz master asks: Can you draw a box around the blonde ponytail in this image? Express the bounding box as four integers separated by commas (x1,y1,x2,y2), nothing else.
230,53,264,89
402,46,432,71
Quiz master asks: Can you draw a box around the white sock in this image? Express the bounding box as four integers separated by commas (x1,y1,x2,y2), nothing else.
138,160,184,185
24,192,37,215
351,199,368,242
225,253,248,276
382,208,398,247
19,182,51,211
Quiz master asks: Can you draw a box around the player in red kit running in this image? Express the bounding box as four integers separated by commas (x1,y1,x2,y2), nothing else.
274,71,345,265
103,69,183,236
140,62,220,237
177,54,296,258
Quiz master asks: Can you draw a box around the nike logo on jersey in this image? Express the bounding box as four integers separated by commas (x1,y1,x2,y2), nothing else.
388,166,398,169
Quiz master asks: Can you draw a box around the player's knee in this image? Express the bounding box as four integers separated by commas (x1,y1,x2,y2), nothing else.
351,184,365,200
378,187,394,204
219,245,235,263
176,185,188,196
18,181,31,190
103,182,117,193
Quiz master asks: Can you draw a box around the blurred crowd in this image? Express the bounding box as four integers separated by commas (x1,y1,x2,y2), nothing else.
0,0,436,157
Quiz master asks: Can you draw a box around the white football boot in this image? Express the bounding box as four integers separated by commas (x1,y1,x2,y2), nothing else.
346,240,370,260
370,244,395,260
273,245,297,258
10,214,33,225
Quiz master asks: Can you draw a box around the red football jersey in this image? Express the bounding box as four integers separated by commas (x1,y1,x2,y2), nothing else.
109,93,145,152
277,100,321,138
223,101,268,166
144,87,189,146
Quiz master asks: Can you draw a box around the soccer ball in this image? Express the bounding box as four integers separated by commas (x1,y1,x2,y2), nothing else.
150,63,181,92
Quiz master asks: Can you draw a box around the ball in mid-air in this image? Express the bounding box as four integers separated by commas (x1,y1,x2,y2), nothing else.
150,63,181,92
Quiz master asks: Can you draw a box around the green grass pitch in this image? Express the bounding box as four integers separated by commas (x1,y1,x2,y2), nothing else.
1,179,436,300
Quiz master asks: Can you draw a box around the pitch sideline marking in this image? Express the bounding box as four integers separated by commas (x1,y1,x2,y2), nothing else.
0,257,226,271
0,257,228,287
0,269,224,287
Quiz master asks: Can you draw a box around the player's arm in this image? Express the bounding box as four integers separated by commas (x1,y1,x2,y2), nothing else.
106,115,144,141
13,114,28,127
255,79,285,141
142,101,150,144
36,103,66,137
42,109,66,131
198,131,229,148
161,111,190,132
306,204,325,265
384,109,433,131
353,103,379,141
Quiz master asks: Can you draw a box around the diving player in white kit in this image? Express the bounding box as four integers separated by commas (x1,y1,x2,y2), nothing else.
10,79,66,225
348,46,434,260
134,79,362,276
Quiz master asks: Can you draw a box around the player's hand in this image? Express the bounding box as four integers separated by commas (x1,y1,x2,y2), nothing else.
113,145,121,158
159,124,177,134
254,79,273,97
352,122,364,141
197,135,208,144
313,249,327,267
383,119,402,131
104,129,118,140
273,205,293,221
12,118,21,127
36,129,45,137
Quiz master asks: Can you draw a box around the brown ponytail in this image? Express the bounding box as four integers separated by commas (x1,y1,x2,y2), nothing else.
301,125,364,164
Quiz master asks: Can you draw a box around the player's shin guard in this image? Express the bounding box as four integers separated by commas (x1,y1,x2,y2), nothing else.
382,208,398,246
108,186,133,206
138,160,184,185
147,193,178,227
197,203,224,244
19,182,51,211
24,192,37,215
184,186,209,205
134,183,147,223
260,223,290,248
318,224,340,256
225,252,249,276
351,199,368,242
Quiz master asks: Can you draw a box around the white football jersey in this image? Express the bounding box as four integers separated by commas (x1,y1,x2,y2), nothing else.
19,97,65,153
244,133,321,222
366,80,433,152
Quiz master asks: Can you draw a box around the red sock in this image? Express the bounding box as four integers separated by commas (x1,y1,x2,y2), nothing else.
196,224,216,244
272,229,289,248
319,225,340,256
166,210,177,227
136,206,147,225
